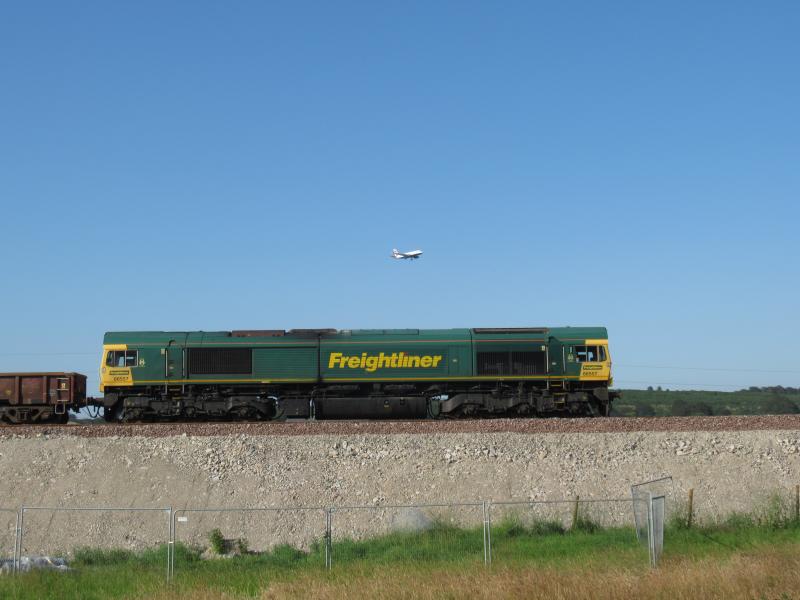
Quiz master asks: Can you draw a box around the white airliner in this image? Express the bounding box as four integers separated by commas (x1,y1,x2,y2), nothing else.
391,248,423,260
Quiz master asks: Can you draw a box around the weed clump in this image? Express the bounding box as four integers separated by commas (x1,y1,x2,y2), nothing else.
572,516,601,534
72,547,136,566
689,492,800,532
235,538,249,555
755,494,794,530
530,520,567,535
498,517,566,537
71,543,200,568
206,529,249,555
668,498,692,530
208,528,226,555
269,543,307,565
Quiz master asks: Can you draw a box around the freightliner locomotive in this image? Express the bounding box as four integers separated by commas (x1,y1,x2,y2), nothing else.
0,326,618,423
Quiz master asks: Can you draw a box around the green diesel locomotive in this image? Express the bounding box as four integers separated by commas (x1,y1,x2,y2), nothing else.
100,327,617,421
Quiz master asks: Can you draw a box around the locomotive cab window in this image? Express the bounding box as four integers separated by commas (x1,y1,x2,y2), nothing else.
573,345,606,362
106,350,138,367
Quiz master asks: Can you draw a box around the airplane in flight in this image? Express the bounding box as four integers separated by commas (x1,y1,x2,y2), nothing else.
391,248,423,260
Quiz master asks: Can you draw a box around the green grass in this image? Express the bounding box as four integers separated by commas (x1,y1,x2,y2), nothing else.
330,521,482,564
666,523,800,559
1,520,798,600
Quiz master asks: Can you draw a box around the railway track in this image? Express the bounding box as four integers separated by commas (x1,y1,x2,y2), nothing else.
2,414,800,438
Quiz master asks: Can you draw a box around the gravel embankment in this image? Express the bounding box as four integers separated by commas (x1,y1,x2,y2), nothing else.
2,414,800,438
1,416,798,555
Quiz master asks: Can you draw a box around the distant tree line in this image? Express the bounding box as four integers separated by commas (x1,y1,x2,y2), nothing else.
633,397,799,417
618,386,800,418
642,386,800,394
743,386,800,394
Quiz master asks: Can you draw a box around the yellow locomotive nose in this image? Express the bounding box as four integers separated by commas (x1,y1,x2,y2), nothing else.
577,340,612,382
100,345,134,391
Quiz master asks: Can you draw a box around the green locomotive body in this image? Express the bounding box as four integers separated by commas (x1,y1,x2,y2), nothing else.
100,327,616,421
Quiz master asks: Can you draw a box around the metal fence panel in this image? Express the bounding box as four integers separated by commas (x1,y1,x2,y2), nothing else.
17,507,171,578
0,510,18,574
170,507,328,579
650,495,665,567
329,503,486,568
631,476,672,545
631,491,651,545
0,491,673,579
631,476,673,538
489,499,647,565
491,499,636,530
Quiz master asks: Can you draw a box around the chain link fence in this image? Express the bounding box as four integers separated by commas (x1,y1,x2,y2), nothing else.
15,507,171,577
328,502,488,568
9,478,800,579
6,479,800,585
650,495,665,566
631,477,672,566
169,507,329,579
489,498,649,565
0,486,670,581
0,510,18,574
631,476,674,536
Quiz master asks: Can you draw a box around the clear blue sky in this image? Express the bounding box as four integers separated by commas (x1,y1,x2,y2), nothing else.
1,1,798,394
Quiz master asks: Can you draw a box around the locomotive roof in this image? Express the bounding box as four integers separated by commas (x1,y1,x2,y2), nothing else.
104,327,608,344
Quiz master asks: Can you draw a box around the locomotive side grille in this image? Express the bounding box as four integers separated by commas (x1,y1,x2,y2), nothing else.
189,348,252,375
477,351,546,376
511,351,546,375
476,352,510,375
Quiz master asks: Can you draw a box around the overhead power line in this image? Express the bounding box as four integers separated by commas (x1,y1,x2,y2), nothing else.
0,352,97,357
0,354,795,372
0,355,794,389
617,364,800,374
615,380,761,389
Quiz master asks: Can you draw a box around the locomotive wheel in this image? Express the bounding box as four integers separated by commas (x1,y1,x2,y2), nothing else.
104,403,122,422
230,406,257,420
587,400,610,417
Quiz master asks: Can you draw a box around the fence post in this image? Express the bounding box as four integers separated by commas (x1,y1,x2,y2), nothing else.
13,510,21,574
687,488,694,529
172,510,177,581
571,496,580,529
486,501,492,565
16,509,25,574
484,501,488,565
482,501,491,566
647,494,656,568
170,510,178,582
166,507,173,583
325,508,332,570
